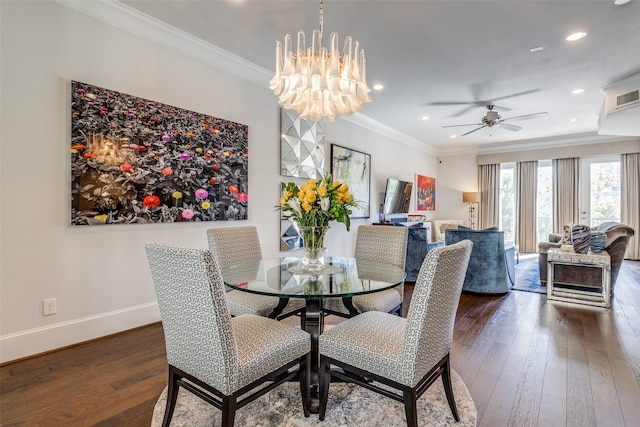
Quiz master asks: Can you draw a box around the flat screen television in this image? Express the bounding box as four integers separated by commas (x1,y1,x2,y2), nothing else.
383,178,413,215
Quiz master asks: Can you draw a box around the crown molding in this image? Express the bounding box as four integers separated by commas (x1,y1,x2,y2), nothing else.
340,113,438,156
56,0,272,87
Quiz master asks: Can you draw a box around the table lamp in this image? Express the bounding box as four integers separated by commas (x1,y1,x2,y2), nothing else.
462,192,481,229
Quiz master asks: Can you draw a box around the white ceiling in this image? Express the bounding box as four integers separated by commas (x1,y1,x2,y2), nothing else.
122,0,640,153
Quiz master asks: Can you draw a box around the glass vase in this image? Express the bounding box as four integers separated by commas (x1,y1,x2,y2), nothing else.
298,225,329,272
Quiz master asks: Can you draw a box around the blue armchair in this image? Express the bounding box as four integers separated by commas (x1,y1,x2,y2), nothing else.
445,227,515,294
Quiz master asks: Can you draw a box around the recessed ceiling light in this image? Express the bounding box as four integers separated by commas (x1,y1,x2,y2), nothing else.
372,84,384,90
530,46,544,53
421,115,429,121
566,32,587,41
571,88,586,94
614,0,630,5
569,118,577,122
450,134,457,139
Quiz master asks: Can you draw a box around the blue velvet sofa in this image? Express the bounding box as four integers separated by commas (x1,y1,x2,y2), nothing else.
445,227,515,294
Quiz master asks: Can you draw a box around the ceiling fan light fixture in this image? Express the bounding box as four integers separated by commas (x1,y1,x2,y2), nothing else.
566,31,587,41
269,0,371,122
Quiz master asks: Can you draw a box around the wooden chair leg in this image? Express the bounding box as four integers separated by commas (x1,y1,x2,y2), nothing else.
402,387,418,427
299,354,311,417
442,356,460,421
318,355,330,421
162,366,180,427
222,395,237,427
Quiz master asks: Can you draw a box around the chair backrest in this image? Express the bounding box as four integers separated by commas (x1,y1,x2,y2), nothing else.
145,243,239,395
401,240,473,386
206,226,263,270
355,225,408,269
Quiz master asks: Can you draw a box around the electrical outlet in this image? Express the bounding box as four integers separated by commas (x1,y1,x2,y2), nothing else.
43,298,57,316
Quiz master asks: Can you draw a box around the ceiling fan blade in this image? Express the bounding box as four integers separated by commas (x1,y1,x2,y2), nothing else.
428,101,475,106
488,104,512,112
461,126,487,136
489,89,542,103
442,123,483,128
426,103,479,117
497,122,523,132
502,112,548,122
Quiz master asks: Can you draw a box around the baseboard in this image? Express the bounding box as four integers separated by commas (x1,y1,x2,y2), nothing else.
0,302,160,364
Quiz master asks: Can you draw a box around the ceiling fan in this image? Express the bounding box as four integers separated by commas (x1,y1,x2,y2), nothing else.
428,88,541,117
443,105,548,136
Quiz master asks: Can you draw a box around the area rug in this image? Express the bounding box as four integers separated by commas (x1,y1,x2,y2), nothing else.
151,370,476,426
512,256,546,294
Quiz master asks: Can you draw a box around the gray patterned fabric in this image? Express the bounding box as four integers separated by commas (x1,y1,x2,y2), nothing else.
324,225,408,315
206,226,305,316
231,314,310,390
320,240,472,387
145,243,310,395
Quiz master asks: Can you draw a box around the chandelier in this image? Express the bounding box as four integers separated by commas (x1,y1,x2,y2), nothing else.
269,0,371,122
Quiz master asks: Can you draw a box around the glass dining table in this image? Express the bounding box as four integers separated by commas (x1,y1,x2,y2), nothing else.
220,255,406,412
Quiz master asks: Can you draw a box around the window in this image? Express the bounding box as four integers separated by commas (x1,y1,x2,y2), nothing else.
537,160,552,244
500,164,515,242
587,159,621,226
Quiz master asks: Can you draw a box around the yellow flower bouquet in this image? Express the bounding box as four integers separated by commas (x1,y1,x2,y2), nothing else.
278,174,357,231
279,175,357,271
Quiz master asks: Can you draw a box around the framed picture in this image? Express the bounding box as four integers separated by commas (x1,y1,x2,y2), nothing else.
415,174,436,211
330,144,370,218
70,81,248,225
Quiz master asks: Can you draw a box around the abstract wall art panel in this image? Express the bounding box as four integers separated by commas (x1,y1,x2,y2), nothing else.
280,108,325,179
330,144,370,218
70,81,248,225
416,174,436,211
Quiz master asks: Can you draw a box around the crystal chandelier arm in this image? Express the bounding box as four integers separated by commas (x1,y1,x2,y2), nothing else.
270,0,371,121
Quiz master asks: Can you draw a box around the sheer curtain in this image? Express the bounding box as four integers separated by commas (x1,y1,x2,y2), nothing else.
621,152,640,260
552,157,580,233
516,161,538,253
478,164,500,229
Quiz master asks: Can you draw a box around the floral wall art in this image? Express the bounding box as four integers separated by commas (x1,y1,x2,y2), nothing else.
70,81,248,225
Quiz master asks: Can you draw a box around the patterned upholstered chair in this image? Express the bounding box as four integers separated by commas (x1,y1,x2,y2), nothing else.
145,243,311,427
318,240,473,426
206,226,305,319
323,225,408,318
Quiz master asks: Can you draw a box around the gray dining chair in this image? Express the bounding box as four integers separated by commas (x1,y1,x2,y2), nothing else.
206,226,305,319
318,240,473,426
145,243,311,427
323,225,408,317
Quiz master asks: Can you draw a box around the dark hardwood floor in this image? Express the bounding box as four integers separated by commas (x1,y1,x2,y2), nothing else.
2,261,640,426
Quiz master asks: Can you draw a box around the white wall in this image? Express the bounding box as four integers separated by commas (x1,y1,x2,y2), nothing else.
436,154,478,227
0,2,437,362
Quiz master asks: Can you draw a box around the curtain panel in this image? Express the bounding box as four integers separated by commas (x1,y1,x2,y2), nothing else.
478,164,500,229
516,161,538,253
621,152,640,260
552,157,580,234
